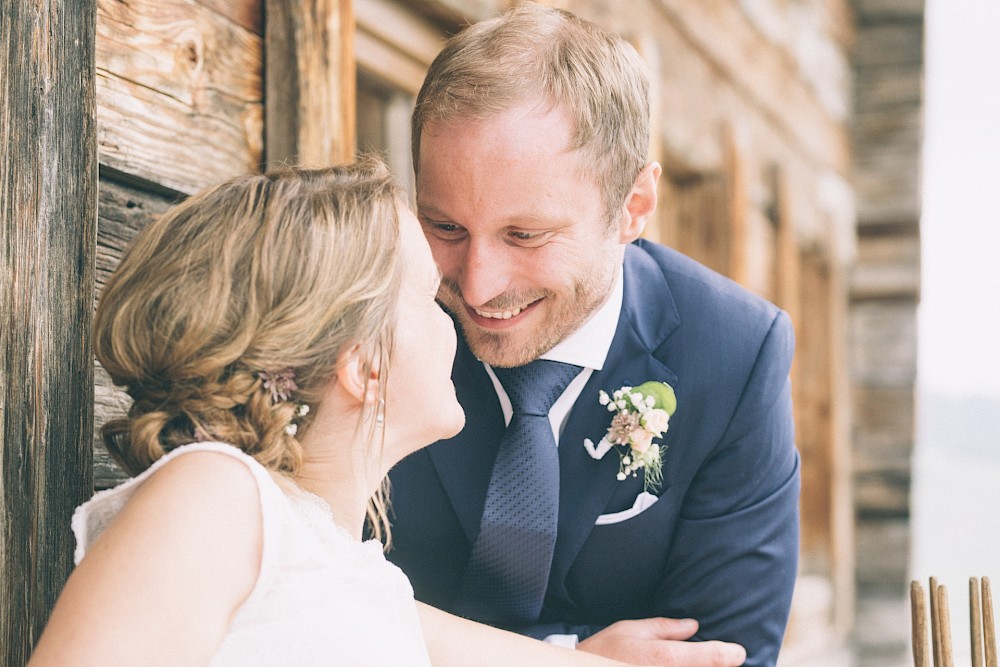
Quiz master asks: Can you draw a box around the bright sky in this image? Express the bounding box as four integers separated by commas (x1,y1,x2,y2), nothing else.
918,0,1000,401
911,5,1000,662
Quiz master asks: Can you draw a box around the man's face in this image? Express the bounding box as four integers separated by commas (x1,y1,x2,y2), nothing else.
416,103,629,367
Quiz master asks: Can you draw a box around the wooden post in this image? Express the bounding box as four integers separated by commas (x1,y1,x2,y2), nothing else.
723,123,749,288
1,0,97,662
266,0,356,168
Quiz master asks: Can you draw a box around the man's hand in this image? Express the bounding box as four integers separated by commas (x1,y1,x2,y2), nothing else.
577,618,747,667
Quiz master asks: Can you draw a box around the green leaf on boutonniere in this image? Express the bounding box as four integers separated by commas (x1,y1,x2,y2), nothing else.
597,381,677,493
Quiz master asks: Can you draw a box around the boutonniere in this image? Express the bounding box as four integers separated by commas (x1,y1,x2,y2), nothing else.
589,381,677,493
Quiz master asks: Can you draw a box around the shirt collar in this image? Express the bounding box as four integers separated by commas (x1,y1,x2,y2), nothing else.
539,263,623,372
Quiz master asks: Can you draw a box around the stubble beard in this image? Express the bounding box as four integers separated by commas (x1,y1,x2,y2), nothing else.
438,262,615,368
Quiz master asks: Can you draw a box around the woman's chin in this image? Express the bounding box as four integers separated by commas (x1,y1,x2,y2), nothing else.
422,407,467,447
441,408,466,441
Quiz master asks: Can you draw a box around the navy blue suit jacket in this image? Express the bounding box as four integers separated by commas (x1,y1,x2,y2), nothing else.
387,240,800,666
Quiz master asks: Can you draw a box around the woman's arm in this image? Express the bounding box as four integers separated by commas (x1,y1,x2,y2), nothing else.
416,602,646,667
30,451,263,665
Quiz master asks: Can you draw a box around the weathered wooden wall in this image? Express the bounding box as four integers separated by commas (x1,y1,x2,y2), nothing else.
93,0,357,490
265,0,356,167
94,180,177,489
92,0,269,491
1,0,98,661
3,0,355,655
849,0,925,664
96,0,264,194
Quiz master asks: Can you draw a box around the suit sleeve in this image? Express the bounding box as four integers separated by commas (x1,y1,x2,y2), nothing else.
655,309,799,666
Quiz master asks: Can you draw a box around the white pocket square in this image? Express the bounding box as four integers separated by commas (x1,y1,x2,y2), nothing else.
583,436,614,460
595,491,659,525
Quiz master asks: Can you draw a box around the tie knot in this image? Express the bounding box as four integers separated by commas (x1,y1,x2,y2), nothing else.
493,360,582,416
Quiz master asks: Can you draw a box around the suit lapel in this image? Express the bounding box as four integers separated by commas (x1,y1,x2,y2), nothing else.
549,245,681,589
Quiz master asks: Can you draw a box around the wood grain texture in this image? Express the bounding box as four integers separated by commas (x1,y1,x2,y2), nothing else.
973,577,985,667
97,0,264,193
912,581,930,667
199,0,264,35
0,0,97,660
985,578,997,667
266,0,356,168
93,179,179,489
940,584,955,667
649,0,851,174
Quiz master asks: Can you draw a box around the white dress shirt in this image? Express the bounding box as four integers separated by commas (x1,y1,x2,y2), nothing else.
479,265,624,649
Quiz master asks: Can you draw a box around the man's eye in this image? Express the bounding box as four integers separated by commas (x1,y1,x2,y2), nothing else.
422,219,464,236
507,230,550,246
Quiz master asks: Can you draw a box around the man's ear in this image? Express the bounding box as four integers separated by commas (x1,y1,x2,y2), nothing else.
618,161,661,244
334,344,381,407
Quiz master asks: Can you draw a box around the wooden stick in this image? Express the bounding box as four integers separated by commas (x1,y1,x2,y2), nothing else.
932,577,942,667
985,577,997,667
912,581,931,667
973,577,985,667
939,584,954,667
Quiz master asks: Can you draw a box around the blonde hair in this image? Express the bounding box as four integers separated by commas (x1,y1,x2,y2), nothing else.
95,159,403,543
411,2,650,219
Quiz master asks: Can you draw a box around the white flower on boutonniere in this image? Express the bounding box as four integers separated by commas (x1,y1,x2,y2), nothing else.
594,381,677,493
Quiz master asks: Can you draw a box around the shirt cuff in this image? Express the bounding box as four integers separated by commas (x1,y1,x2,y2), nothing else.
543,633,579,649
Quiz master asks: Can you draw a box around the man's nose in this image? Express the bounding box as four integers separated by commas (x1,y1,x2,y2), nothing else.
457,237,512,308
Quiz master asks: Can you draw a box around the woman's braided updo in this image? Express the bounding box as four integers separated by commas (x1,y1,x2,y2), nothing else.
95,160,403,489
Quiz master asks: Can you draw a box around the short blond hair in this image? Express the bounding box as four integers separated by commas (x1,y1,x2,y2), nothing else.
95,159,403,542
412,2,650,218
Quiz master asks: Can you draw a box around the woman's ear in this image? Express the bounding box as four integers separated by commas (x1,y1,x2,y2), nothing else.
334,344,381,407
618,161,662,244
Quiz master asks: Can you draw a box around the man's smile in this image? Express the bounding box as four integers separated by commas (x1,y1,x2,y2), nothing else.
464,298,543,328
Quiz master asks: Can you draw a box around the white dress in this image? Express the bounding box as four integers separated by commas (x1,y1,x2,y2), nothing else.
72,441,433,666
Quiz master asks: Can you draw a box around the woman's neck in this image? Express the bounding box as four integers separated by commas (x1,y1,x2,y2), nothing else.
292,411,383,540
293,456,372,540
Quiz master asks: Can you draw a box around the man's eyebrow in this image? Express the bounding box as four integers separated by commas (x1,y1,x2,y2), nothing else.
415,201,448,218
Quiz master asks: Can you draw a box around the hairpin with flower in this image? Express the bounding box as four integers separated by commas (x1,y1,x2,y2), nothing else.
257,368,310,436
587,381,677,493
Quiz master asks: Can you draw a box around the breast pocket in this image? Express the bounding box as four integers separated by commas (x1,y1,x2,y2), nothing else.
566,486,681,621
595,491,660,525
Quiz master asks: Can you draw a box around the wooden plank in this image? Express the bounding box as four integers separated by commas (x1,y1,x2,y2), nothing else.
265,0,356,168
651,0,851,175
93,179,179,490
723,124,750,287
356,0,444,67
773,166,801,324
356,29,433,95
796,250,834,561
96,177,180,295
97,0,264,193
199,0,264,36
0,0,97,660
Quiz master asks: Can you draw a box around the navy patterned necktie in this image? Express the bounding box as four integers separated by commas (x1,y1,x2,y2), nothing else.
456,359,583,626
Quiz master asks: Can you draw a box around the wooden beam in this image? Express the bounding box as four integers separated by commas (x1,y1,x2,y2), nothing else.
723,124,750,288
266,0,356,168
97,0,264,194
1,0,97,661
